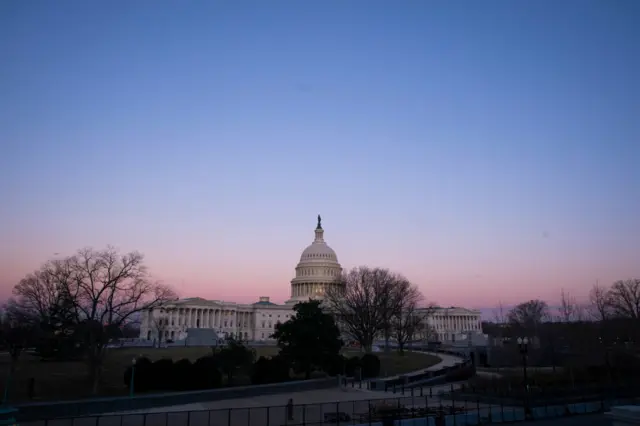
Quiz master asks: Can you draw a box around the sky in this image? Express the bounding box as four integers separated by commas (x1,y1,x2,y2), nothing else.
1,0,639,310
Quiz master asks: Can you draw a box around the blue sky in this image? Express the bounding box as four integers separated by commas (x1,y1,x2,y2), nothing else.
1,0,639,307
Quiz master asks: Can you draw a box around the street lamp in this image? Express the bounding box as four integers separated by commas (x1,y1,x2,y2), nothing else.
129,358,137,397
517,337,529,392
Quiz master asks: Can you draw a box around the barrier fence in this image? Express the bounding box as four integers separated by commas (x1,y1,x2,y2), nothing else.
20,383,640,426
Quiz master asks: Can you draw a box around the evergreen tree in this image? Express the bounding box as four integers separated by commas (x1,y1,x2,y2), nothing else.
272,300,343,379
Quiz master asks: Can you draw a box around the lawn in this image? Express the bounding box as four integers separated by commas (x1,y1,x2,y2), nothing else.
344,350,441,377
1,347,440,403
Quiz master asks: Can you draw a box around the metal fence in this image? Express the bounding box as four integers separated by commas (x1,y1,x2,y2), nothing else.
20,386,640,426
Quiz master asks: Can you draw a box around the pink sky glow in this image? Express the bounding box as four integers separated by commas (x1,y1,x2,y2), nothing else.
1,217,636,311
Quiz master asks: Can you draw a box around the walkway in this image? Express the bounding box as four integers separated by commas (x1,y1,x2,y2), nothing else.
26,388,496,426
365,351,463,384
84,352,462,419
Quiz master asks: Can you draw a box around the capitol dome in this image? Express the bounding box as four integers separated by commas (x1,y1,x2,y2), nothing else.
287,215,344,304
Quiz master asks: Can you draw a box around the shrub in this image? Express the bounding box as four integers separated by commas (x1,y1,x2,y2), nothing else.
270,354,292,382
345,356,361,377
124,356,153,392
192,355,223,389
250,356,272,385
151,359,174,390
172,358,194,390
250,355,291,385
361,354,381,378
324,354,347,376
217,338,256,382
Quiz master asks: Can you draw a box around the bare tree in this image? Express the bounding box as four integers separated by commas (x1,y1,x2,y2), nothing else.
377,271,414,352
70,247,176,392
493,301,507,324
607,279,640,320
588,283,611,321
11,246,177,394
9,258,79,326
416,321,437,342
558,289,585,322
389,284,429,353
507,299,549,333
325,266,406,353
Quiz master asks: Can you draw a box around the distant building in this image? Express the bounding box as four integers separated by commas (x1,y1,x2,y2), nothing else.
139,217,482,343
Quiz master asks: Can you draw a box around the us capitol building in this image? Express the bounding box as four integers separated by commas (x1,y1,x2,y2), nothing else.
139,216,482,344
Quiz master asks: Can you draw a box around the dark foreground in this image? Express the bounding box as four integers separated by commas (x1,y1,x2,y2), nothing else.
518,414,610,426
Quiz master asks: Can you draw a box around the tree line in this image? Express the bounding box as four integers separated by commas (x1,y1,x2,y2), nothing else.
0,246,176,394
488,278,640,328
483,278,640,359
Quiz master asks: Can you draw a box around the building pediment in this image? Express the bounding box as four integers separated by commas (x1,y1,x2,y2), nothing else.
432,306,481,316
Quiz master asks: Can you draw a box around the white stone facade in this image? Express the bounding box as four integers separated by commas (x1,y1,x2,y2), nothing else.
140,296,293,342
425,306,483,343
139,217,483,344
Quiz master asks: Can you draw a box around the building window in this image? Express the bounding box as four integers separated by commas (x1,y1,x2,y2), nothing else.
262,321,265,328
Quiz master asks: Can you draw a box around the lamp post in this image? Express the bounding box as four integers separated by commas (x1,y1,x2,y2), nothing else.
129,358,137,397
1,367,11,405
517,337,529,392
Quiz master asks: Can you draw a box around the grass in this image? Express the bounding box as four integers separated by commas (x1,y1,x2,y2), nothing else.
345,351,441,377
1,347,440,403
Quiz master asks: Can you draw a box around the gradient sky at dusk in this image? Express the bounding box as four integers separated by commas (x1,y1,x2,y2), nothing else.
1,1,639,309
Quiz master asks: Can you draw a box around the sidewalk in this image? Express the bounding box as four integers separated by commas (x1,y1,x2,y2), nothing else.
102,352,465,416
359,351,464,384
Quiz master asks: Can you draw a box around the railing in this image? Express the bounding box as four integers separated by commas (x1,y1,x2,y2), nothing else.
15,378,338,422
20,383,640,426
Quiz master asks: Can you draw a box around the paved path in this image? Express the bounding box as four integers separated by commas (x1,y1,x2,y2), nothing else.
26,390,498,426
378,351,462,382
102,351,464,415
424,352,463,370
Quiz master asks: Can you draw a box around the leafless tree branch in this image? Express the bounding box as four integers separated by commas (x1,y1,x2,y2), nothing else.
607,279,640,320
588,283,611,322
11,246,177,394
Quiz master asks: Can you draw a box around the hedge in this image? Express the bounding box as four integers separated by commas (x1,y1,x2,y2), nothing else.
124,356,222,392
